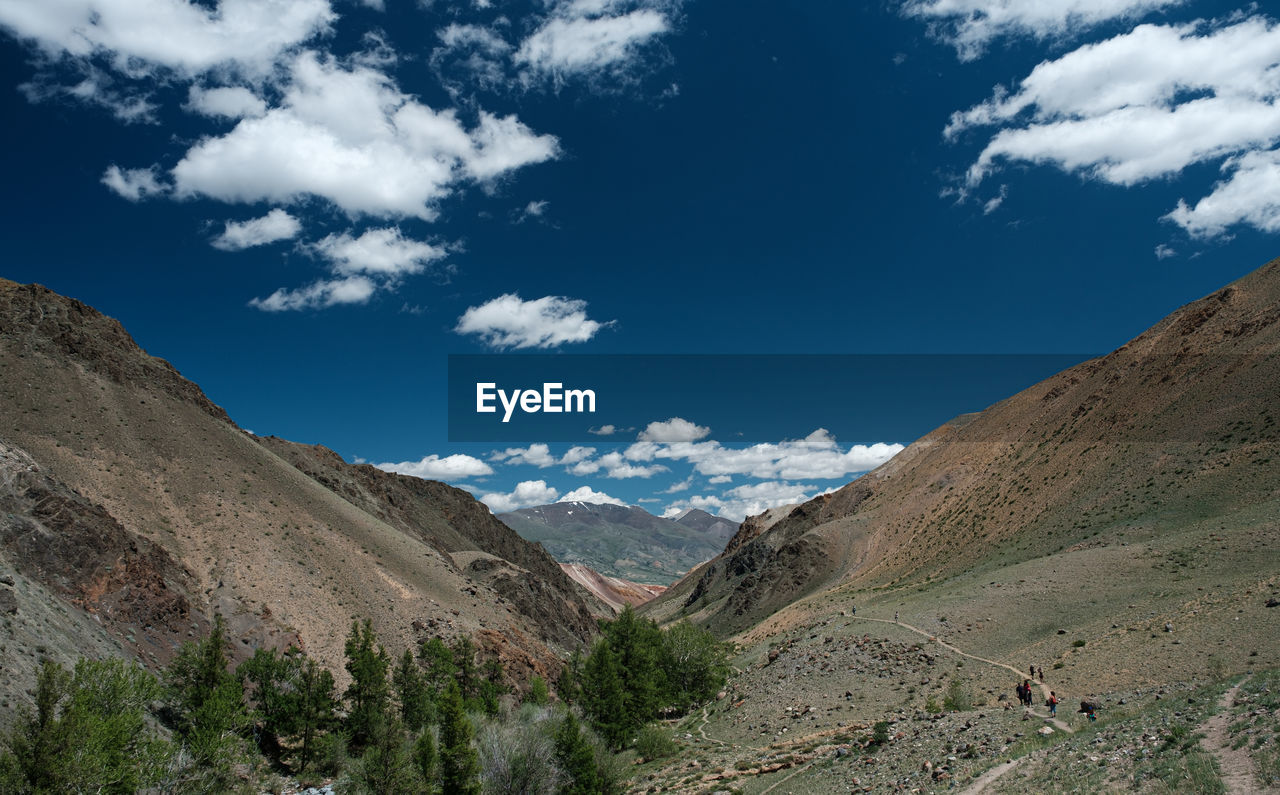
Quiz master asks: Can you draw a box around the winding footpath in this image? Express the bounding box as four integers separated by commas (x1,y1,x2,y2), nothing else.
1199,680,1265,795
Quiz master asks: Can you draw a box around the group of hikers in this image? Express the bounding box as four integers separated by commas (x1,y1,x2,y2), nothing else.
1015,679,1056,714
1013,664,1098,721
1015,665,1059,717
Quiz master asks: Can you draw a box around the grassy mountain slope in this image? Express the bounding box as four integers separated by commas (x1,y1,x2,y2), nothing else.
651,256,1280,692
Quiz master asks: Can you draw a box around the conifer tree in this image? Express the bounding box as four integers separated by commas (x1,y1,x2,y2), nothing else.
344,619,391,751
553,711,599,795
294,656,337,774
394,648,431,732
580,641,629,749
413,729,437,790
451,636,478,706
438,681,480,795
600,606,663,727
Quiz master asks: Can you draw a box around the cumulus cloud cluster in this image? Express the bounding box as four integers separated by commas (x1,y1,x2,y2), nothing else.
624,426,903,481
0,0,335,77
3,0,678,315
937,10,1280,238
448,418,904,519
171,52,559,220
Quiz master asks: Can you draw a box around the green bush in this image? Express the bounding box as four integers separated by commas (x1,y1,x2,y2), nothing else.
942,679,972,712
635,725,677,762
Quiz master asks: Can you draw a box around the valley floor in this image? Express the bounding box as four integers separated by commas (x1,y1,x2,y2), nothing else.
632,620,1280,794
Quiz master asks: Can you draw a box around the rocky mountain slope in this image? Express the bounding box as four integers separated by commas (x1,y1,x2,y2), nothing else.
649,256,1280,692
558,562,667,612
0,278,595,713
498,503,736,585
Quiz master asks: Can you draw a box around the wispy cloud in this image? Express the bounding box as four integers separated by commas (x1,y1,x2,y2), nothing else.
902,0,1184,61
250,226,447,310
101,165,168,200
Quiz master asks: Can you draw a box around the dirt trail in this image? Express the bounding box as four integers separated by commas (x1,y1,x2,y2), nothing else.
853,616,1073,732
959,758,1019,795
1200,681,1265,794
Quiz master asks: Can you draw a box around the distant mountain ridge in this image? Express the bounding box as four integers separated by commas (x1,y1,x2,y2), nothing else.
498,504,737,586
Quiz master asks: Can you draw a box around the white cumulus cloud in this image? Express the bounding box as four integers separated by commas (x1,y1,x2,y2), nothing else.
559,485,627,505
376,453,495,481
0,0,336,77
516,9,669,80
187,85,268,119
312,227,447,277
491,443,559,468
480,479,559,513
455,293,611,349
638,417,710,443
172,51,559,219
1165,149,1280,238
212,208,301,250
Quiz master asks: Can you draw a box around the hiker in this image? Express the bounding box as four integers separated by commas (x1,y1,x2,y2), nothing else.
895,611,899,621
1038,667,1044,682
1015,682,1025,706
1029,664,1035,678
1048,691,1058,717
1023,680,1033,707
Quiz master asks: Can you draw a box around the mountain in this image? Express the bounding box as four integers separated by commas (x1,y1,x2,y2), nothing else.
647,256,1280,693
558,563,667,612
671,507,741,538
497,502,737,585
0,278,595,713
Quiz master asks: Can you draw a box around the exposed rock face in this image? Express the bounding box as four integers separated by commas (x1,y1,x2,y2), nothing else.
559,562,667,612
657,257,1280,635
0,439,206,662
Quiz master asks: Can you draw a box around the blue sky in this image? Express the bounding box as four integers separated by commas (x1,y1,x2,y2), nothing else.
3,0,1279,520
